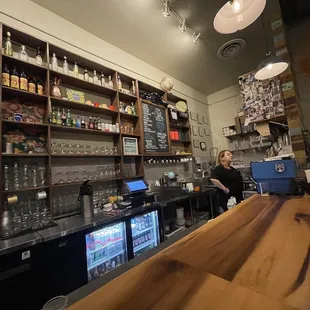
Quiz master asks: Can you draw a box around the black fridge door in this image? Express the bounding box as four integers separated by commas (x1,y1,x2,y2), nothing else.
126,206,163,259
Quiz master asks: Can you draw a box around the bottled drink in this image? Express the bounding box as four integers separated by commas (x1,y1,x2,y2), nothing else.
66,109,71,127
20,69,28,91
131,102,136,115
32,166,38,187
97,118,102,130
131,81,136,95
94,117,98,130
84,69,89,82
72,116,76,127
56,108,62,125
4,164,10,190
51,53,58,71
48,109,52,124
117,76,122,89
51,107,56,124
93,70,99,84
22,164,29,188
108,75,113,88
11,67,19,89
18,45,29,62
35,47,43,66
4,31,13,56
81,116,86,129
28,76,36,93
100,72,105,86
63,56,69,74
2,64,10,87
61,108,67,126
13,162,20,190
73,61,79,77
76,116,81,128
36,79,43,95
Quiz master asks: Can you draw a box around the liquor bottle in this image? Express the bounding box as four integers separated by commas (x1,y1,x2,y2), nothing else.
63,56,69,74
4,32,13,56
48,109,52,124
18,45,29,62
94,117,98,130
66,109,72,127
73,62,79,77
89,116,94,129
51,107,57,124
131,102,136,115
108,75,113,88
72,116,76,127
35,47,43,66
117,76,122,89
28,76,36,93
61,108,67,126
101,72,105,86
81,116,86,129
36,79,44,95
20,69,28,91
84,69,89,82
2,64,10,87
10,67,19,89
76,116,81,128
93,70,99,84
51,53,58,71
131,81,136,96
97,118,102,130
56,108,62,125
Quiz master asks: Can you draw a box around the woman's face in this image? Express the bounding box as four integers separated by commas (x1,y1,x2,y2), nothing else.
223,151,233,162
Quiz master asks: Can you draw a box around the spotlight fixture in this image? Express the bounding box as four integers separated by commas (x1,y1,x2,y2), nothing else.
162,0,171,17
214,0,266,34
193,33,201,44
179,18,187,32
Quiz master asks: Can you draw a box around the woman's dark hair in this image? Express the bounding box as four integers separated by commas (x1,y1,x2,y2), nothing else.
217,150,230,165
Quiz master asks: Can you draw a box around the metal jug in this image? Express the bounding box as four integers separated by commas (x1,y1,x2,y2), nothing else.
78,180,93,218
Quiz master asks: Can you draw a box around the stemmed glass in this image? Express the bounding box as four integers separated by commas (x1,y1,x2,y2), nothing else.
56,172,65,184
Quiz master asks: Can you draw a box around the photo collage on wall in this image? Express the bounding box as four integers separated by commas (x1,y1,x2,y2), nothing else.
238,72,285,123
190,112,209,150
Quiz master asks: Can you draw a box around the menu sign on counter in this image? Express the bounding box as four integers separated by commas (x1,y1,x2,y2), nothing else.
142,102,169,153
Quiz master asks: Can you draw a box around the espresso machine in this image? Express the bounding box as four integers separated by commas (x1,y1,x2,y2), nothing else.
163,172,179,187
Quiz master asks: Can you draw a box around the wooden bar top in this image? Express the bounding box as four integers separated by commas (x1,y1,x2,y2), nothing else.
69,195,310,310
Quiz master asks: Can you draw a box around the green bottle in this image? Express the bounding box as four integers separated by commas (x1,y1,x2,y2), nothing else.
56,108,61,125
66,109,71,127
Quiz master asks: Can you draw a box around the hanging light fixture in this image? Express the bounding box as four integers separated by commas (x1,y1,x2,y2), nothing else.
193,33,201,44
179,18,187,32
254,17,288,80
214,0,266,34
162,0,171,17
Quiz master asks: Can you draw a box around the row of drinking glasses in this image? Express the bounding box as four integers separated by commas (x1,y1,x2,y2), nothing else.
51,142,118,155
1,200,52,238
54,165,121,184
52,193,79,216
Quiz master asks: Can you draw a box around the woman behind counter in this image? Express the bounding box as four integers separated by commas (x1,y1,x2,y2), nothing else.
210,150,243,213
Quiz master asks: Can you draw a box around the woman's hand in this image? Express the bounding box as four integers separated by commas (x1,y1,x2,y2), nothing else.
223,187,230,194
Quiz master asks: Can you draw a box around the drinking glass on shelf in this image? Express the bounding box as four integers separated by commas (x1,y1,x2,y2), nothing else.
65,171,72,183
73,171,80,183
59,143,66,154
68,143,74,155
76,143,81,154
39,167,46,186
81,170,88,181
52,196,59,216
56,172,65,184
51,142,59,154
82,144,88,154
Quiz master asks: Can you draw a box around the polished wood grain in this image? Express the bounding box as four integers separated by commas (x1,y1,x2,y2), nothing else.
69,195,310,310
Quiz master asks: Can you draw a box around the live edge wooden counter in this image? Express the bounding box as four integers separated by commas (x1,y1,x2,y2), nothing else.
69,195,310,310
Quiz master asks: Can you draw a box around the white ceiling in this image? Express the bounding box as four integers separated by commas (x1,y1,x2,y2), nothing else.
31,0,281,95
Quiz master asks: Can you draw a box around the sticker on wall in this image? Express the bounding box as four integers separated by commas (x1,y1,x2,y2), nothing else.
197,115,203,124
198,127,204,137
190,112,197,121
203,116,208,124
192,125,198,136
193,139,199,148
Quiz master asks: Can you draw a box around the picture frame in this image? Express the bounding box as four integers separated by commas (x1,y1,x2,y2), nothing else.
203,116,208,124
198,126,204,137
197,114,203,124
204,127,210,136
200,142,207,151
123,137,138,155
193,139,199,148
190,112,197,121
192,125,198,136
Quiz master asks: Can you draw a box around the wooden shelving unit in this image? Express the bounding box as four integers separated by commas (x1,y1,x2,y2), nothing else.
0,23,193,221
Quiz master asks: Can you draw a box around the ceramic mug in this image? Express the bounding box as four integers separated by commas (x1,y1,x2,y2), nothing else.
14,113,23,122
36,190,47,200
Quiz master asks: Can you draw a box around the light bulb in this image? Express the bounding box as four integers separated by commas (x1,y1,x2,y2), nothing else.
162,0,170,17
179,19,187,32
231,0,243,13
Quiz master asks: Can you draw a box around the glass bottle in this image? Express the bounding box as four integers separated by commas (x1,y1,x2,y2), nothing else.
73,61,79,77
98,118,102,130
20,69,28,91
61,108,67,126
93,70,99,84
18,45,29,62
131,102,136,115
117,76,122,89
84,69,89,82
108,75,113,88
4,31,13,56
51,53,58,71
72,115,76,127
89,116,94,129
35,47,43,66
101,72,105,86
63,56,69,74
28,76,36,93
36,79,44,95
51,107,57,124
94,117,98,130
66,109,71,127
81,116,86,129
56,108,62,125
10,67,19,89
115,123,120,133
3,164,10,190
131,81,136,96
13,162,20,190
22,164,29,188
76,116,81,128
2,64,10,87
31,165,38,187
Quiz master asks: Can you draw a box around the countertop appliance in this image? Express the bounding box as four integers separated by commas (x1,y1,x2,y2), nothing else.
79,180,93,218
251,159,296,194
163,172,178,187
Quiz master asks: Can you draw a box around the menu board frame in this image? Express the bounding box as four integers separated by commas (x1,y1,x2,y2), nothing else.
123,137,139,155
141,100,171,155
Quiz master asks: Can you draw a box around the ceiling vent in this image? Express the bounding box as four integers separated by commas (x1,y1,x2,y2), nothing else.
217,39,246,59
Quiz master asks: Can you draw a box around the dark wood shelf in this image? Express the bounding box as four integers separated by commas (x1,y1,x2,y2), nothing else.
2,54,48,72
124,175,144,180
120,112,139,120
123,154,142,157
2,153,49,157
51,154,121,158
119,91,137,102
50,124,120,136
225,131,258,140
2,86,48,102
50,177,123,188
54,211,81,220
50,69,118,97
143,154,193,157
50,97,118,116
171,139,191,144
169,123,190,129
2,185,49,193
121,132,140,138
2,119,48,131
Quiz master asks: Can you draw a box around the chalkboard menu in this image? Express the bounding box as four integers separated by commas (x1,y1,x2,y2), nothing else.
142,102,169,153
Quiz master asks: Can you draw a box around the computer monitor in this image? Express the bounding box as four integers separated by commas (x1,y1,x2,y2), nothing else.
125,179,148,194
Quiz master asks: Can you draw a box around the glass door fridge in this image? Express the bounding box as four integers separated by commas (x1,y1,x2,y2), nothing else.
130,209,161,258
85,221,127,282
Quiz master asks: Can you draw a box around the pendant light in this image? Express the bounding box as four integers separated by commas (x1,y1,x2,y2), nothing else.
214,0,266,34
254,17,288,80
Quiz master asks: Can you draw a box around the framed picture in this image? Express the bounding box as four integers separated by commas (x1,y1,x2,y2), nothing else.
192,125,198,136
123,137,138,155
198,127,204,137
190,112,197,121
197,115,203,124
200,142,207,151
204,127,210,136
203,116,208,124
193,139,199,148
